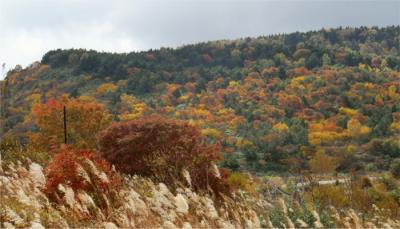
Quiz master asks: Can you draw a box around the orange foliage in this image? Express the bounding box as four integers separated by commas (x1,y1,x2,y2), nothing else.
29,95,111,151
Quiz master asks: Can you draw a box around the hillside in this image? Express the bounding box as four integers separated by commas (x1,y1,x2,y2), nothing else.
2,26,399,174
1,26,400,228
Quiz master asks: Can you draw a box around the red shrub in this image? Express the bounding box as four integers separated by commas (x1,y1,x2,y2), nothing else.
97,115,232,195
44,145,121,200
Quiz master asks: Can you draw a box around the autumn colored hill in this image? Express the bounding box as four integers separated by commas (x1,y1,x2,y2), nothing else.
1,26,400,228
1,26,400,176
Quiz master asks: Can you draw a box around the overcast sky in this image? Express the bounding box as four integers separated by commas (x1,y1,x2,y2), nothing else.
1,0,399,79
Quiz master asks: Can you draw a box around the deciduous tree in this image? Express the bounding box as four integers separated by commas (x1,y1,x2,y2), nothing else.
29,95,111,151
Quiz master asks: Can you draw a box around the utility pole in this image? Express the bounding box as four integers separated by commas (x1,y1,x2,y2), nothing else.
206,164,209,194
63,106,67,144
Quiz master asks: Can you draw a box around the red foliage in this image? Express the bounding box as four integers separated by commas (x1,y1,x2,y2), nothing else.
44,145,121,200
97,115,232,195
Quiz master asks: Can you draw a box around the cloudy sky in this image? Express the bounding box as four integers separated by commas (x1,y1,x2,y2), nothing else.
0,0,399,79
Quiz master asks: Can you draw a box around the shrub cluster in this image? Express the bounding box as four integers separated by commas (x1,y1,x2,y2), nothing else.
44,145,121,204
97,115,232,195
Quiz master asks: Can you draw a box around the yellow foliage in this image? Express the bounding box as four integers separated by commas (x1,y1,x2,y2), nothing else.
236,138,255,148
290,76,307,89
26,93,41,105
360,126,371,135
77,95,95,102
228,81,240,88
201,128,222,139
272,122,289,132
390,121,400,133
293,76,306,82
388,85,399,99
175,111,182,117
119,113,141,121
217,108,235,116
309,118,370,145
347,118,371,137
188,119,197,126
309,131,348,145
228,172,257,195
133,103,146,112
96,83,117,95
228,117,246,130
309,185,348,210
364,82,375,90
358,63,367,71
339,107,358,116
191,107,212,118
120,93,138,106
118,93,147,120
178,95,189,102
346,144,357,154
309,122,325,132
188,119,205,127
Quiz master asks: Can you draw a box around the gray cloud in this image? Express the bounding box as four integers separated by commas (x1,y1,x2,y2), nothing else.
1,0,399,79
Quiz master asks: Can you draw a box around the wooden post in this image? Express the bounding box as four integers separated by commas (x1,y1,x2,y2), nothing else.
175,151,178,178
206,164,209,193
63,105,67,144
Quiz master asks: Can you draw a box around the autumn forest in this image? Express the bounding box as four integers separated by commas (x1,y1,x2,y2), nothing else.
1,26,400,228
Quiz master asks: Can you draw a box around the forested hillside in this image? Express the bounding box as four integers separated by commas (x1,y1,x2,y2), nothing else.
1,26,400,228
2,26,399,175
